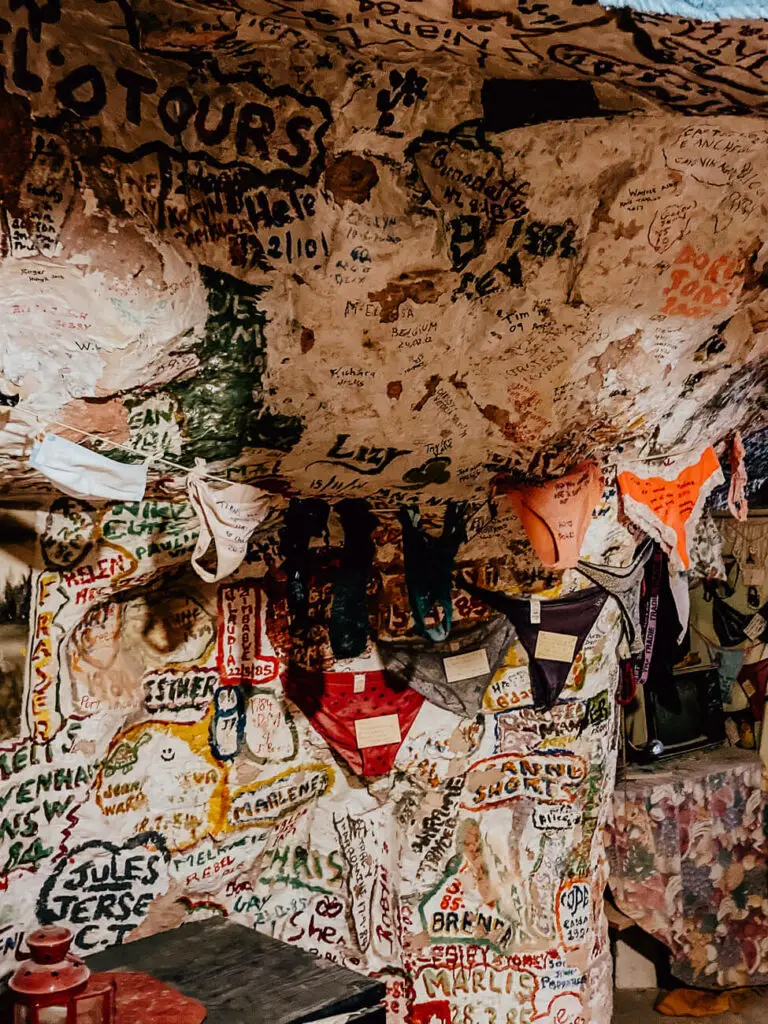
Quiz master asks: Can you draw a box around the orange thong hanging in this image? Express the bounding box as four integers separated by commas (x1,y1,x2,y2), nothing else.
617,446,724,573
495,461,604,569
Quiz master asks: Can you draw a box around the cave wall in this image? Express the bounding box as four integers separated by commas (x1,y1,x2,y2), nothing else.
0,0,766,498
1,494,631,1024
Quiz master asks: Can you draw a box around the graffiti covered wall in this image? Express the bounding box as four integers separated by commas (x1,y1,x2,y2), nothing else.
0,0,767,1020
0,0,766,501
1,495,630,1024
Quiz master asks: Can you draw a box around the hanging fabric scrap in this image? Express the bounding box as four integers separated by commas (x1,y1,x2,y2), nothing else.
28,433,147,501
460,577,608,710
187,460,277,582
728,430,749,522
399,501,467,642
330,499,378,660
378,614,516,718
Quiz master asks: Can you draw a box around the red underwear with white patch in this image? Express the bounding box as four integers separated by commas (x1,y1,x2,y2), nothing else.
282,666,424,776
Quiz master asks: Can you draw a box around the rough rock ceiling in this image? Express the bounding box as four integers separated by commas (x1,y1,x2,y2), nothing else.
0,0,766,505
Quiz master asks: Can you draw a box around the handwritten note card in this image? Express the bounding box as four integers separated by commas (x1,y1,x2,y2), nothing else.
355,714,401,748
535,631,577,663
443,648,490,682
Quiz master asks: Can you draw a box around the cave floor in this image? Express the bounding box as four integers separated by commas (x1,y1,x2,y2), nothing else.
614,989,768,1023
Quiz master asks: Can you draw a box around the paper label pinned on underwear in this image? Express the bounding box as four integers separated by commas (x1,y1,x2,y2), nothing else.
353,673,366,694
355,714,401,748
530,598,541,625
535,630,577,663
443,648,490,683
745,613,766,641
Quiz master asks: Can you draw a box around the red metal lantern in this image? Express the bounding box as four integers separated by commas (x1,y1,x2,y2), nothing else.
10,927,116,1024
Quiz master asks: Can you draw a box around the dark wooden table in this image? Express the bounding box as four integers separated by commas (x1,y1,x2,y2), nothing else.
2,919,386,1024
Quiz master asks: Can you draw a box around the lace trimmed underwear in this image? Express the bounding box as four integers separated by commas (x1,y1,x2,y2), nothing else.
378,615,516,718
187,464,274,582
618,447,724,573
576,539,654,655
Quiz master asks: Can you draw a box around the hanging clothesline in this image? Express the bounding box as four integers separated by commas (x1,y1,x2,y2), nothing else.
9,404,728,502
13,407,257,489
10,407,463,514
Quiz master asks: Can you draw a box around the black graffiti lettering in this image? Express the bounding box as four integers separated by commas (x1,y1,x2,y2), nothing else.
195,94,235,146
312,434,412,475
277,115,313,168
94,893,117,919
108,922,136,943
524,220,564,258
12,28,42,92
449,215,484,271
236,102,275,159
359,0,401,13
61,859,90,891
245,190,289,230
115,66,157,125
45,893,78,920
0,4,328,183
141,854,160,887
123,854,146,882
38,843,167,953
376,67,427,133
117,891,135,920
9,0,60,43
496,250,523,287
55,64,106,118
75,925,101,950
243,189,314,231
561,884,589,914
158,84,195,136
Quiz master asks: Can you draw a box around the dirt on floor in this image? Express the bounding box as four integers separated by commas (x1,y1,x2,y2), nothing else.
614,989,768,1024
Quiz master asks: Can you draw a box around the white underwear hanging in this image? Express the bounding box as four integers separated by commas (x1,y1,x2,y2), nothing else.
187,461,276,582
29,433,147,501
